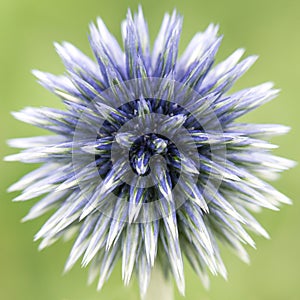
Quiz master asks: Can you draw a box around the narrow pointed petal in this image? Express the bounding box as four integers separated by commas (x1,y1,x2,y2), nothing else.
122,224,140,285
143,221,159,266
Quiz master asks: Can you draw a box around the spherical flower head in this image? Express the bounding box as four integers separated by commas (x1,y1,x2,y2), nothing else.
6,7,295,298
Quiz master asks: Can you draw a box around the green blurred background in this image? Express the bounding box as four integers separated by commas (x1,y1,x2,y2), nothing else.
0,0,299,299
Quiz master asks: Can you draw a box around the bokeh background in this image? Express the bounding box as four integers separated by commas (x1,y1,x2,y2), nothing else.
0,0,299,299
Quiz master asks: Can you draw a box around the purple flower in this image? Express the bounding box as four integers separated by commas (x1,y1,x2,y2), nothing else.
6,7,295,298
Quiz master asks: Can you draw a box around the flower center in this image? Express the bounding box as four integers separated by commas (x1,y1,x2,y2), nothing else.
129,133,169,176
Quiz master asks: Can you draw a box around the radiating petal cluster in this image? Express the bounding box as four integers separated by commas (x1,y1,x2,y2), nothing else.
6,7,295,298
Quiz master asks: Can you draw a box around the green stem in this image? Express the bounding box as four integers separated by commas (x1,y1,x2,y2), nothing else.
143,265,174,300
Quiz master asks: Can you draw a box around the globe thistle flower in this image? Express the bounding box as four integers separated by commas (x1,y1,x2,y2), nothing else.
6,7,295,298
